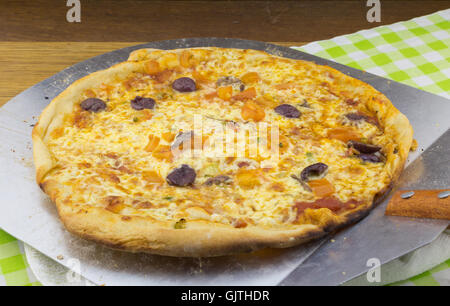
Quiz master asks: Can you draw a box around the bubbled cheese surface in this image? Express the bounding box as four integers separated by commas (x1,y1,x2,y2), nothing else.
44,48,392,229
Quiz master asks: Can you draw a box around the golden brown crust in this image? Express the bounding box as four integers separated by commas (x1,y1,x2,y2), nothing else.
32,47,413,257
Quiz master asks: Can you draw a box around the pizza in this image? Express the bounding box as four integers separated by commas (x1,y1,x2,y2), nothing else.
32,47,413,257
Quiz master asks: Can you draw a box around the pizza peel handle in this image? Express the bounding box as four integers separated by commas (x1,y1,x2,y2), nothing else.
279,129,450,286
386,190,450,220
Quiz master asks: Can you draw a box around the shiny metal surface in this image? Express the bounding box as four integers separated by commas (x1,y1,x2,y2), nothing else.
280,130,450,285
401,191,415,199
438,191,450,199
0,38,449,285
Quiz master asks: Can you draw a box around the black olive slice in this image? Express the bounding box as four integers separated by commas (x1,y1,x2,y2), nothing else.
348,140,381,154
300,163,329,181
274,104,301,119
166,165,196,187
80,98,106,112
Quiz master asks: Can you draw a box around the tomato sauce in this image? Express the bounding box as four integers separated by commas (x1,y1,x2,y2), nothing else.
294,197,360,220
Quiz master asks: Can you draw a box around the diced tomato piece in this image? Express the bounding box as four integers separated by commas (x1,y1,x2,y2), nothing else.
161,132,175,142
154,69,173,83
145,135,160,152
192,69,209,83
84,89,96,98
204,91,218,100
217,86,233,101
307,178,335,198
236,169,261,189
142,170,164,184
141,109,153,121
241,100,265,122
145,60,161,75
179,50,193,68
152,145,173,162
233,87,257,101
294,197,361,220
241,72,260,84
327,128,360,143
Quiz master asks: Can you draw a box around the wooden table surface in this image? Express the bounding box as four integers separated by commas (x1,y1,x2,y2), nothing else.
2,1,449,42
0,41,302,106
1,1,448,106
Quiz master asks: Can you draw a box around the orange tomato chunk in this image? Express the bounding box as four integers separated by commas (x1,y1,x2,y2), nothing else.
236,169,261,189
217,86,233,101
162,132,175,142
142,170,164,184
241,72,260,84
204,91,218,100
141,109,153,121
145,135,160,152
241,100,265,122
327,128,360,143
154,69,173,83
179,50,193,68
152,145,173,162
145,60,161,75
192,69,209,83
233,87,256,101
84,89,96,98
308,178,335,198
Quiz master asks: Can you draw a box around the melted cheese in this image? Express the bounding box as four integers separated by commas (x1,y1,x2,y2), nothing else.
44,48,392,229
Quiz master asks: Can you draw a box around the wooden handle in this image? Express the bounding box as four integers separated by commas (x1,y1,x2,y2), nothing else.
385,189,450,220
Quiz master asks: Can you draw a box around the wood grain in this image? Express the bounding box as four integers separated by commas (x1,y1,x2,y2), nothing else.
0,41,304,106
386,190,450,220
1,1,448,42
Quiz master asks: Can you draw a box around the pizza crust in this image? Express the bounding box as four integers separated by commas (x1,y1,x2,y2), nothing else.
38,175,381,257
32,47,413,257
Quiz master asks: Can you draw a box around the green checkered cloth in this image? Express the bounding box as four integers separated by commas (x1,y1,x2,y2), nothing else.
0,231,40,286
390,259,450,286
295,9,450,99
0,9,449,286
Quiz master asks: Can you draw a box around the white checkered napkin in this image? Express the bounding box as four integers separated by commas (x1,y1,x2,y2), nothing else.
295,9,450,99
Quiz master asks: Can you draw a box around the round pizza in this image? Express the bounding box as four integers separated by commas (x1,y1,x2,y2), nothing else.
32,47,413,257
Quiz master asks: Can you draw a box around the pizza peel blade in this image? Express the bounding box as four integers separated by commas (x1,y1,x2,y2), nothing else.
279,129,450,285
0,38,449,286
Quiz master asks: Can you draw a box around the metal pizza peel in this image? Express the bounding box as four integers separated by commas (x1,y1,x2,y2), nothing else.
0,38,449,286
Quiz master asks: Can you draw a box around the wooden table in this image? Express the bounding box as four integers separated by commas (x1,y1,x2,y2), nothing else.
1,1,448,105
0,42,302,106
1,1,448,42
